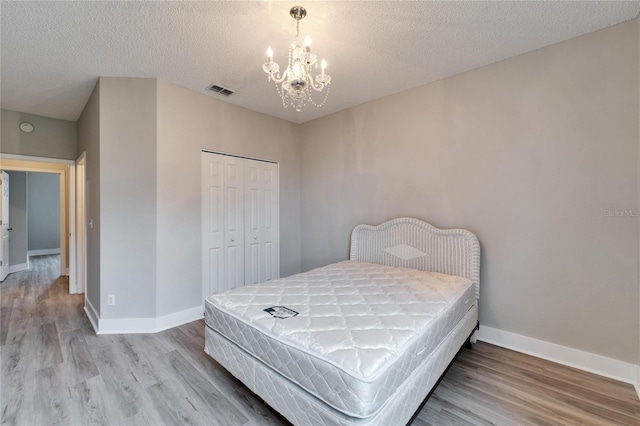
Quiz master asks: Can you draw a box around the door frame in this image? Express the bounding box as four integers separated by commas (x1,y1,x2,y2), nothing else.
0,153,77,292
0,171,9,281
75,153,87,294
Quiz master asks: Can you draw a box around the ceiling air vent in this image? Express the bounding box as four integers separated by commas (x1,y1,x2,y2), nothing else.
207,84,234,97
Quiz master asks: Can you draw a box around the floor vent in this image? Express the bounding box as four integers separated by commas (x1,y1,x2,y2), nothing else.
207,84,234,96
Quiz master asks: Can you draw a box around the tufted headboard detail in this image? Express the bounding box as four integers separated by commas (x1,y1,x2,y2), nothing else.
350,217,480,299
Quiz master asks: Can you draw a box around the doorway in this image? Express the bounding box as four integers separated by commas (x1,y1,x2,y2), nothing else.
0,154,79,293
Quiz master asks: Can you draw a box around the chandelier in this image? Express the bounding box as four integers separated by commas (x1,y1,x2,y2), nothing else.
262,6,331,112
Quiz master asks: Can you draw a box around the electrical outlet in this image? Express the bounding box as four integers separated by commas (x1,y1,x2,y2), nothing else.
107,294,115,306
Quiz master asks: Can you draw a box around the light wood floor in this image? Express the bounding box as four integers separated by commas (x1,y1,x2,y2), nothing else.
1,255,639,426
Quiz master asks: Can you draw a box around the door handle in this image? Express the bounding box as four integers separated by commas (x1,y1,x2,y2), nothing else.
230,237,235,242
7,228,12,231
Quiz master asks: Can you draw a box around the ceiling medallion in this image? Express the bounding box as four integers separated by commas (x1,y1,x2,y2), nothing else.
262,6,331,112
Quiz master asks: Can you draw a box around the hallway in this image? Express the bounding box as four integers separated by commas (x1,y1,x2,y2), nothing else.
0,255,80,347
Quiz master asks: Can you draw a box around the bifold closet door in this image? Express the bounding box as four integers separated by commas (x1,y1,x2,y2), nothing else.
222,156,245,290
244,159,279,285
202,153,245,296
202,152,279,299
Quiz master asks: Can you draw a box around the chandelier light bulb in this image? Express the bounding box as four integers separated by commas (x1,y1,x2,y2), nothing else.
321,58,327,74
267,46,273,61
305,36,311,52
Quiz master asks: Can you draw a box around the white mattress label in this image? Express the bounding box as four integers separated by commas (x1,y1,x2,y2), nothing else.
264,306,299,319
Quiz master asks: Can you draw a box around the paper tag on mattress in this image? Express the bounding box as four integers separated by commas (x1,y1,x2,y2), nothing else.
264,306,299,319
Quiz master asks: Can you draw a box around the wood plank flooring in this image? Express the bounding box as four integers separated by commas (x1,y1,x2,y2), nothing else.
1,255,639,425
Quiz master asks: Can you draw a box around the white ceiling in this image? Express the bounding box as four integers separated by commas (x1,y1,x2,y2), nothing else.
2,1,639,124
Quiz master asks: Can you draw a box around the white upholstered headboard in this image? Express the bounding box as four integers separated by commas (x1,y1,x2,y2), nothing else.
350,217,480,299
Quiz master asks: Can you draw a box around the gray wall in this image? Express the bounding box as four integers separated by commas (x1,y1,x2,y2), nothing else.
7,171,27,266
1,109,77,160
76,77,301,321
27,172,60,252
77,82,101,316
99,77,157,319
155,79,301,316
300,21,639,364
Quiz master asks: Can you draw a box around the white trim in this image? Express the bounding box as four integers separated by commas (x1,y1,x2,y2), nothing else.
636,366,640,401
155,306,204,331
75,152,87,295
8,262,28,274
84,297,99,333
28,248,61,256
477,325,638,386
0,153,75,165
96,306,203,335
98,317,157,335
68,163,77,291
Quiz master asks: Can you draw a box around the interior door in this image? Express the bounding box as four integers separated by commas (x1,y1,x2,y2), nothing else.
202,153,225,298
202,152,278,300
202,152,245,297
0,172,9,281
222,156,245,290
244,159,278,285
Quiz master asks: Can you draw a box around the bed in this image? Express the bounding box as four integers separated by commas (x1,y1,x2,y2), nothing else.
204,217,480,425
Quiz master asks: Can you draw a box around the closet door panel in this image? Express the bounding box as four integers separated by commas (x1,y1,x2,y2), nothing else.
201,154,225,296
223,156,245,290
244,161,263,285
244,159,278,285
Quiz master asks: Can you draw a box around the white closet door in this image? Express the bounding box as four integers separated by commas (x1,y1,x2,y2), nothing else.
244,159,279,285
223,156,245,290
202,151,278,299
201,154,224,296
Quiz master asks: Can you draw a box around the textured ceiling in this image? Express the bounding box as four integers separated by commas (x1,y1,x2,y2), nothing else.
2,1,639,124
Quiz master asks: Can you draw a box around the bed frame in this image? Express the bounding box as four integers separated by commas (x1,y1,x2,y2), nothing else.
205,217,480,425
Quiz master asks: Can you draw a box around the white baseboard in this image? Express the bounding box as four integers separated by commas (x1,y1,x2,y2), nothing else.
84,297,99,334
8,262,28,274
477,325,638,388
98,317,156,334
28,248,61,256
96,305,203,335
155,306,204,331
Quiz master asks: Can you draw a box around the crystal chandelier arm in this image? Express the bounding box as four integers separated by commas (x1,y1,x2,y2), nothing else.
269,68,288,84
307,74,328,92
262,61,288,84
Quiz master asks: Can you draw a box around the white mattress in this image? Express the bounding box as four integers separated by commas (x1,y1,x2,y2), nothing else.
205,304,478,426
204,260,475,418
